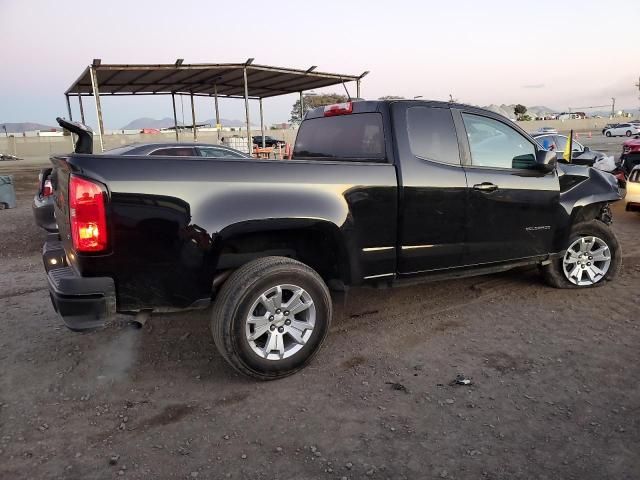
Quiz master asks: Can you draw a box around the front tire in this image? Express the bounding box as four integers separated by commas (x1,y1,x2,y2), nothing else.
605,131,612,137
211,256,332,380
541,219,621,288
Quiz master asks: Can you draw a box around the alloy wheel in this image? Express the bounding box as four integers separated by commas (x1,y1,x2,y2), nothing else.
562,236,611,286
245,284,316,360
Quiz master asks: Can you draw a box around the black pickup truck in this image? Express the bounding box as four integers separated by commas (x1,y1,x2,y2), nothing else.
44,100,621,379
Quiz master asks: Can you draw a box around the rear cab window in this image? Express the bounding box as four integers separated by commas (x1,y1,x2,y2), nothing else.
293,113,385,162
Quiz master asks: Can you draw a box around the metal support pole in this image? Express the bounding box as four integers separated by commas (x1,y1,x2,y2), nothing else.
243,67,252,153
65,94,73,121
171,93,179,142
89,66,105,152
356,79,361,99
190,93,197,142
259,98,265,148
214,84,220,143
299,91,304,121
79,96,85,124
65,94,75,150
611,97,616,118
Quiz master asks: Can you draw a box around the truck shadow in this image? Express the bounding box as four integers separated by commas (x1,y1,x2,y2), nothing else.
108,266,544,383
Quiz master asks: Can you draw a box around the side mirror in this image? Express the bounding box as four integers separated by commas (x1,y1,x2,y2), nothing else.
583,146,590,152
536,150,557,172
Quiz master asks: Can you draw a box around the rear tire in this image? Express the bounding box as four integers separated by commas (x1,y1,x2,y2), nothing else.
541,220,621,289
626,130,632,137
211,256,332,380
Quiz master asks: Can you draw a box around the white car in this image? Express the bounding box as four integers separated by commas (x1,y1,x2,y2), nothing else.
625,166,640,212
604,123,640,137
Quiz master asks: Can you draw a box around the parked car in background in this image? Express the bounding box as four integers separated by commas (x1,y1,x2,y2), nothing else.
537,127,558,134
32,139,249,231
32,169,56,232
531,132,605,166
602,123,619,135
625,166,640,211
620,135,640,177
604,123,640,137
252,135,286,147
104,142,249,158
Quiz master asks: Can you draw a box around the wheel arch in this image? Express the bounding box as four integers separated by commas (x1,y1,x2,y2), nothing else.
212,218,354,288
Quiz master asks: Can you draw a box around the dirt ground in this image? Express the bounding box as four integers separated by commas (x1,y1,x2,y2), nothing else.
1,165,639,480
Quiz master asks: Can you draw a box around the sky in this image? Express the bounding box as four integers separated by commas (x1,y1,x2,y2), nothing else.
1,0,639,129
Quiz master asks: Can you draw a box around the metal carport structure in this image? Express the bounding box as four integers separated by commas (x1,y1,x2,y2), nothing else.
64,59,369,152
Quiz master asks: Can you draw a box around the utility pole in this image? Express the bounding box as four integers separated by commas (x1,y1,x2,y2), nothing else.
611,97,616,118
636,76,640,112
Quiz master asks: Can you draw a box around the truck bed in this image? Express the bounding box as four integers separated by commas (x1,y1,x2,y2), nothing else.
50,153,398,312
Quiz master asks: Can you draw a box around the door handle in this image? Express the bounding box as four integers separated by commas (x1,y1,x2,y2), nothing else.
473,182,498,192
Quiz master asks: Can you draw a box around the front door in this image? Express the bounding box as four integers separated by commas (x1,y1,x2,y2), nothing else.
456,110,560,265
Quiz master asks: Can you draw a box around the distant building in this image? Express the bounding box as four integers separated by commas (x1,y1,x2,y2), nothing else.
557,113,584,121
271,122,292,130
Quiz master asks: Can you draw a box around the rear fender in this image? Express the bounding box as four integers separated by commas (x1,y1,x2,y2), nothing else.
199,186,359,285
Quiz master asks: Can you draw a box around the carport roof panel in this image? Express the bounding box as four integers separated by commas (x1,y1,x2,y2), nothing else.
66,63,363,98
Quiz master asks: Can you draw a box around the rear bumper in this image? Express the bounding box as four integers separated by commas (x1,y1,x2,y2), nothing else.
43,236,116,331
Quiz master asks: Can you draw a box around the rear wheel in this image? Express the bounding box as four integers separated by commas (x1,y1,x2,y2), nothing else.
541,220,621,288
211,256,332,380
626,130,632,137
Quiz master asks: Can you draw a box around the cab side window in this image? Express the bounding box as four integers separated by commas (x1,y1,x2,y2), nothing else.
406,107,461,165
462,113,537,169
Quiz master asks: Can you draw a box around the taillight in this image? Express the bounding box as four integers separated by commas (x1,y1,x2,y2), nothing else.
42,179,53,197
324,102,353,117
69,175,108,252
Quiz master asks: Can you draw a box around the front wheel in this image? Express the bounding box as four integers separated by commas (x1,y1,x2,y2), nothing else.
541,219,621,288
211,256,332,380
605,131,612,137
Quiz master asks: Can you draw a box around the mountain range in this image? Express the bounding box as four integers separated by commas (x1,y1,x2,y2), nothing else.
0,122,59,133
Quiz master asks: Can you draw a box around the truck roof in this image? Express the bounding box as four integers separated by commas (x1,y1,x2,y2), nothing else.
303,99,499,120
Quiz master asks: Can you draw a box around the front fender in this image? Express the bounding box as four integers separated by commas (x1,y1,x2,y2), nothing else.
555,164,621,248
558,164,621,215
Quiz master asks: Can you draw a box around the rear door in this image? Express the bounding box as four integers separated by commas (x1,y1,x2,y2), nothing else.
455,109,559,265
393,103,469,273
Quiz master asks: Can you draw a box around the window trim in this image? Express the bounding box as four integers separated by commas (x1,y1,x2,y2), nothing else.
454,109,540,171
405,106,463,167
